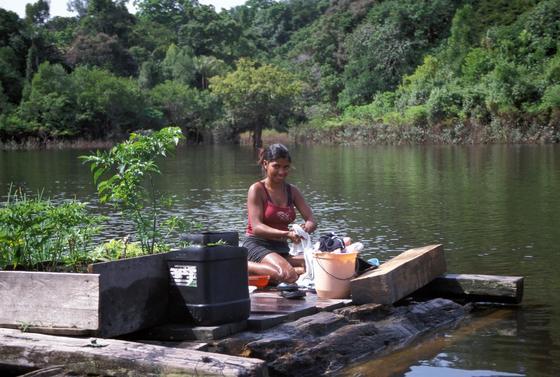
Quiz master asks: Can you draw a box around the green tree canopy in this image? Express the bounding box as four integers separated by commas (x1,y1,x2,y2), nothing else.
210,58,302,147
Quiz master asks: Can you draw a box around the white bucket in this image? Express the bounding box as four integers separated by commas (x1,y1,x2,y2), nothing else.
313,251,358,299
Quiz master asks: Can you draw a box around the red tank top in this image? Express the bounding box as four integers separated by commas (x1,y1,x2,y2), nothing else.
246,182,297,236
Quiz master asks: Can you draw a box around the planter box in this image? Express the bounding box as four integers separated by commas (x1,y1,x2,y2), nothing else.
0,253,169,338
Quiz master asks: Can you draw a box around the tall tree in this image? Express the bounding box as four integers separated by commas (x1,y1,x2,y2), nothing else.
25,0,50,25
67,0,90,18
210,58,302,148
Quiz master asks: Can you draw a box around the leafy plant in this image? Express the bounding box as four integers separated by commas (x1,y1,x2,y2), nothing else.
0,187,104,271
90,238,147,262
81,127,190,254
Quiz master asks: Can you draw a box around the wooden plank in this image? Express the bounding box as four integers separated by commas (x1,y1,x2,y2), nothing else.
417,273,524,304
133,321,247,341
0,271,99,332
133,340,209,351
89,253,169,338
247,313,289,331
0,328,267,377
251,291,351,311
251,296,318,315
350,244,447,305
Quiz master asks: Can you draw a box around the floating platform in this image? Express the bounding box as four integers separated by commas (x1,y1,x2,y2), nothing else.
0,242,525,376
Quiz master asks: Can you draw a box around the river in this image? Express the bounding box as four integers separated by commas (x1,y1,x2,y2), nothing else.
1,144,559,376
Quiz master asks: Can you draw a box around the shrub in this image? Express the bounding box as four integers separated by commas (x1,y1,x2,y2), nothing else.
540,84,560,111
426,86,463,124
0,188,104,271
81,127,192,254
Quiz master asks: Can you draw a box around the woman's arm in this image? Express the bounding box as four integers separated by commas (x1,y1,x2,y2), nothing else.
291,185,317,234
247,183,300,242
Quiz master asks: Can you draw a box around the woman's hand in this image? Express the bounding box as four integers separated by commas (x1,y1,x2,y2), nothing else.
286,230,301,243
301,220,316,234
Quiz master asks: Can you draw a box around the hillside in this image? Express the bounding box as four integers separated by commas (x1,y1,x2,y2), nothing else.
0,0,558,145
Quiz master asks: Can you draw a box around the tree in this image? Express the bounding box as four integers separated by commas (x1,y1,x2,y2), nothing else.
193,55,227,89
210,58,302,148
71,66,147,138
161,43,195,84
25,0,50,26
17,62,76,138
67,0,90,18
79,0,135,46
0,9,29,104
65,32,137,76
149,80,219,137
339,0,461,107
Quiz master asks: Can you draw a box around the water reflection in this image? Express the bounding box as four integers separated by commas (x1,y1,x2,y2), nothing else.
1,144,560,376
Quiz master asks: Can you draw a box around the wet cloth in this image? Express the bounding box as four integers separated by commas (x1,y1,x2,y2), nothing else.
291,224,315,289
243,235,290,262
318,232,346,252
246,182,296,235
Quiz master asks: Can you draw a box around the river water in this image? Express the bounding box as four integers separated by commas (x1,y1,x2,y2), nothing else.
1,144,559,376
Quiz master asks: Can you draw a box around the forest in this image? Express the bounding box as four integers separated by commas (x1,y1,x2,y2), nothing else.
0,0,559,147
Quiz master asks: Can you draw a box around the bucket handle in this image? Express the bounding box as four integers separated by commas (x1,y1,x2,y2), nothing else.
315,257,357,281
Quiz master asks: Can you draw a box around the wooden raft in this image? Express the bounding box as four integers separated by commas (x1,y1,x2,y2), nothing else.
0,328,267,377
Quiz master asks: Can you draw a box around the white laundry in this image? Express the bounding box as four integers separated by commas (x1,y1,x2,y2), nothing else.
289,224,316,289
289,224,312,255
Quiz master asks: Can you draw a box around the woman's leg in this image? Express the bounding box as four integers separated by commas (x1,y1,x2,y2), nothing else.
255,252,300,283
286,255,305,276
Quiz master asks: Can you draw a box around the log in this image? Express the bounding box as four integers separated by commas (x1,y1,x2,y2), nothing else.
350,244,446,305
416,273,524,304
0,328,267,377
217,298,469,377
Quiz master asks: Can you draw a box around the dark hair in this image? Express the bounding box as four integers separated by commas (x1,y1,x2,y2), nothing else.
258,143,291,166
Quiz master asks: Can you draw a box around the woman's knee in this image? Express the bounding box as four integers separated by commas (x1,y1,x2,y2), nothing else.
261,253,299,283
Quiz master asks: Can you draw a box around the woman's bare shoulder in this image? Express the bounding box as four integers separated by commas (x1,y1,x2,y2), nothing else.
288,183,303,195
248,181,265,196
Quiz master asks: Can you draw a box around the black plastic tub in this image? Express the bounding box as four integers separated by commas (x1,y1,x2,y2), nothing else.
166,245,250,326
180,231,239,247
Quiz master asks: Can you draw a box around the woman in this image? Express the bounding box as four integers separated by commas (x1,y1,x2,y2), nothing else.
243,144,317,283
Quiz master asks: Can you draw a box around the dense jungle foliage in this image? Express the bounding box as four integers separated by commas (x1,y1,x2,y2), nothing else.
0,0,559,146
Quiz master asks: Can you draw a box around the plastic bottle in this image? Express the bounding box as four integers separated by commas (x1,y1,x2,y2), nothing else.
345,242,364,253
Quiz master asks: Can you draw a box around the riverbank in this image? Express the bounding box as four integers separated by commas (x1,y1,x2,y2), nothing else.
291,117,560,145
3,117,560,150
0,138,116,150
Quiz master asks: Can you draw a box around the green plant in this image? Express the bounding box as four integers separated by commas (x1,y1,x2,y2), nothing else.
81,127,190,254
91,238,147,262
0,187,104,271
206,239,228,247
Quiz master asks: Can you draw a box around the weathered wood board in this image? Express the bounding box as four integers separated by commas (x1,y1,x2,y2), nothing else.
0,271,99,332
417,273,524,304
247,291,351,331
131,320,247,341
0,328,267,377
0,253,169,338
351,244,447,305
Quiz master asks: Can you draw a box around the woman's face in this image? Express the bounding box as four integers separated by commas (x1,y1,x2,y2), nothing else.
264,158,291,183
